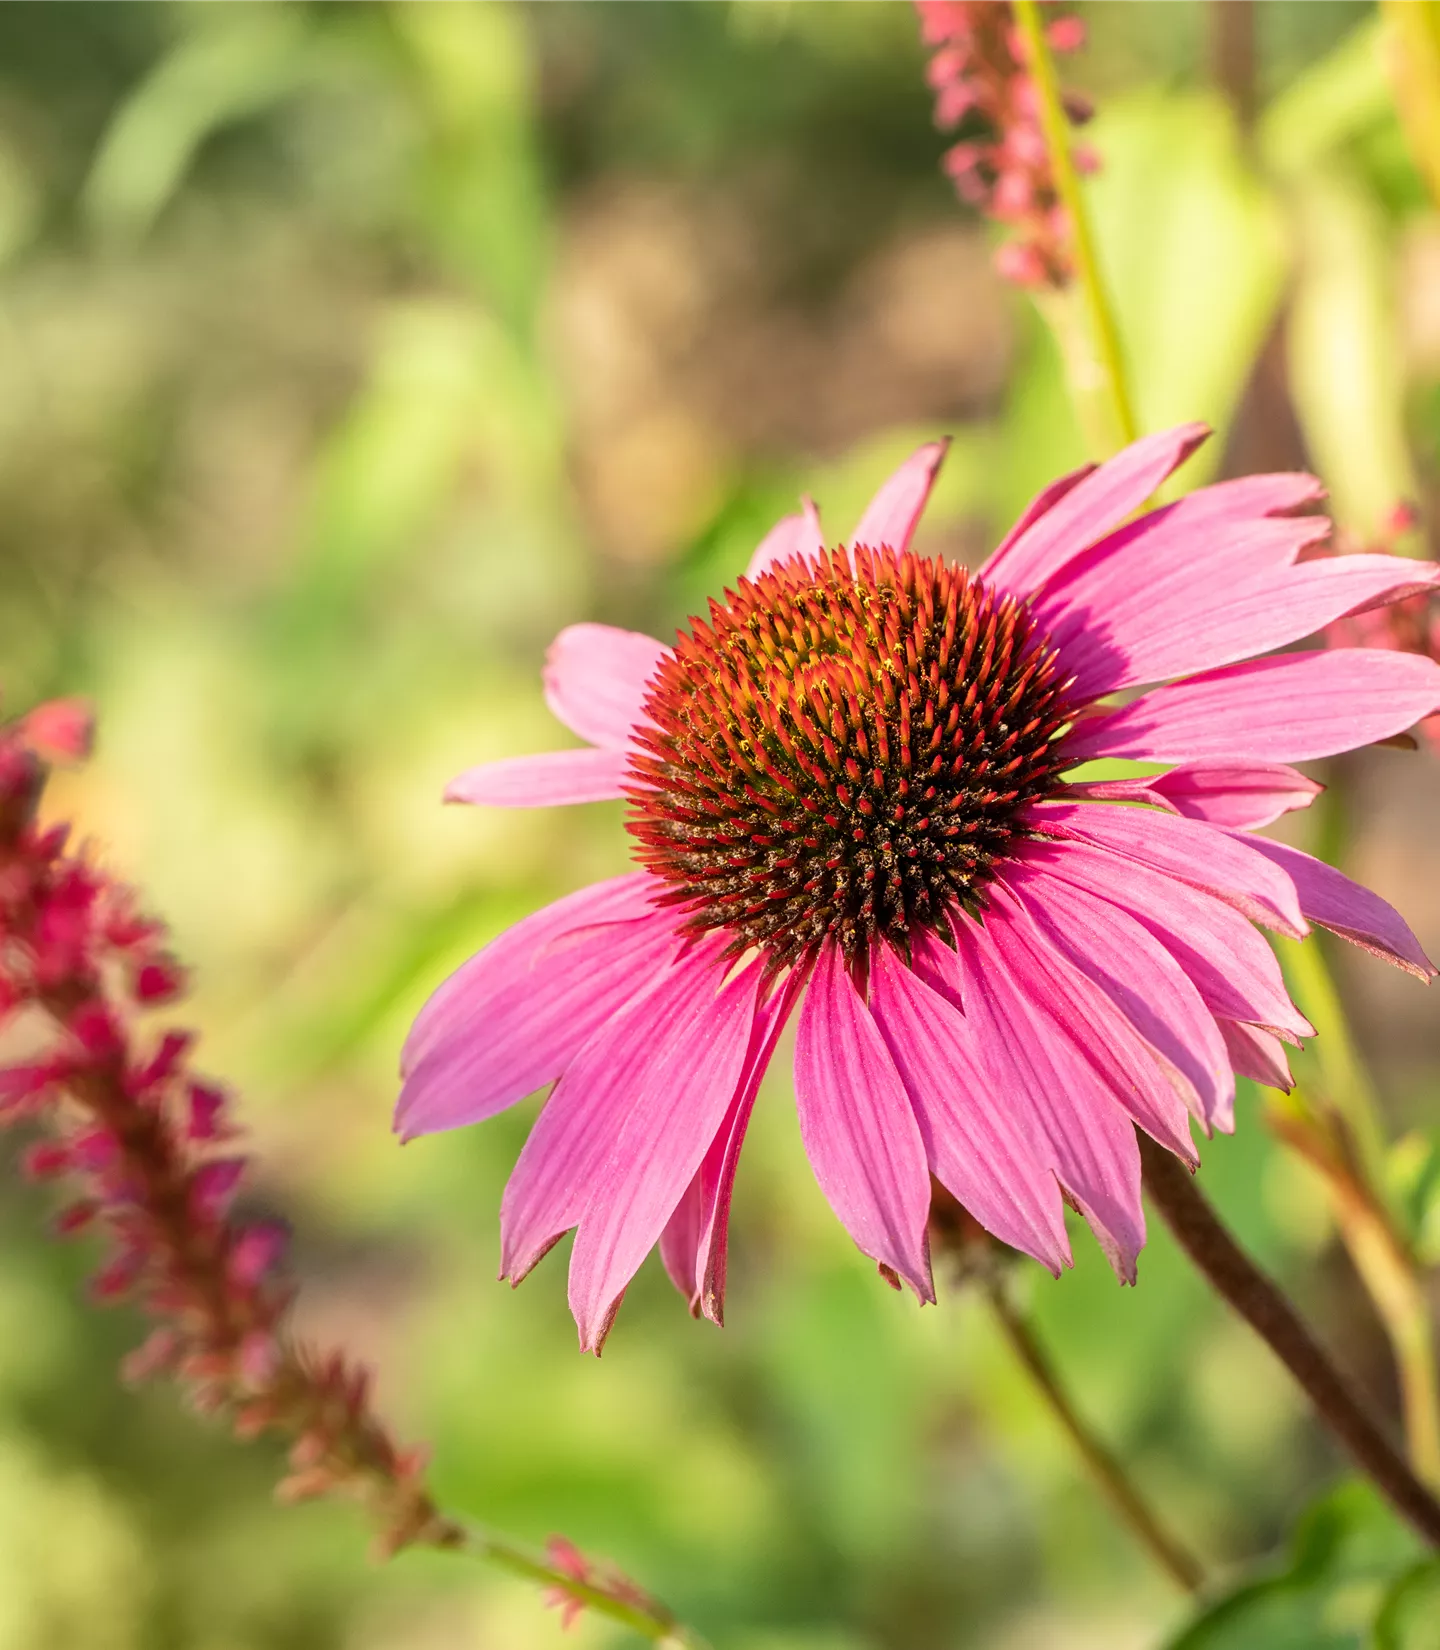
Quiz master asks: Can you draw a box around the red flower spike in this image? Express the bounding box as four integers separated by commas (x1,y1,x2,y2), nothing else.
915,0,1091,289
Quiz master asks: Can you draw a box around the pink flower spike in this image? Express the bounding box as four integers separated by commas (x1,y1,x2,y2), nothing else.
404,426,1436,1344
19,697,95,763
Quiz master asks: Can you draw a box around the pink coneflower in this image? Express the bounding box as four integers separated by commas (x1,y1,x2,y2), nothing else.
916,0,1093,288
398,425,1440,1353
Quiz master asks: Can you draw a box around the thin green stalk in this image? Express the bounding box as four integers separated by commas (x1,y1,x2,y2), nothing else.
1380,0,1440,208
1012,0,1136,455
460,1526,704,1646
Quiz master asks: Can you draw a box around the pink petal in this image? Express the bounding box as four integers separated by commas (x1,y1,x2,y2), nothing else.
498,938,727,1288
980,423,1210,597
568,958,764,1353
1005,863,1234,1133
1030,800,1308,937
745,500,826,580
1220,1020,1292,1095
1235,835,1436,981
1065,650,1440,767
659,970,803,1323
793,945,934,1301
1017,837,1311,1041
1043,553,1439,701
1149,763,1322,829
986,460,1097,565
847,439,950,555
398,895,679,1139
868,944,1071,1273
402,872,658,1074
982,889,1197,1163
542,624,669,750
925,914,1148,1282
444,748,630,807
1150,470,1325,526
1064,763,1322,829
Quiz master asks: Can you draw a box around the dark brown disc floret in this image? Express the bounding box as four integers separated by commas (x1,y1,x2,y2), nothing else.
625,544,1074,969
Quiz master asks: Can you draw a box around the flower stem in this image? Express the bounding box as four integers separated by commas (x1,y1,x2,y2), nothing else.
1011,0,1137,455
1137,1133,1440,1547
1380,0,1440,209
1268,1094,1440,1492
986,1278,1206,1593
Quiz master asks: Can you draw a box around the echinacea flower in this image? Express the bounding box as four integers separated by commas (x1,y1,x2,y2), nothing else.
398,424,1440,1352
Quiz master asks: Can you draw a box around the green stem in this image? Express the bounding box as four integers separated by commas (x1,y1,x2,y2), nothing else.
1380,0,1440,209
986,1281,1207,1592
1012,0,1136,455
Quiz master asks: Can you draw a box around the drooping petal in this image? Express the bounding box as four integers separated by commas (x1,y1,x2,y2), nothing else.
980,423,1209,597
745,499,826,579
793,945,934,1301
924,913,1147,1282
1064,650,1440,767
1064,763,1322,829
444,748,630,808
1219,1019,1293,1094
1146,470,1326,527
1147,763,1322,829
568,958,764,1352
1030,800,1308,937
1005,862,1234,1133
1017,837,1311,1041
847,439,950,555
498,938,727,1285
1236,835,1437,981
398,895,679,1139
659,970,803,1322
982,889,1197,1163
402,873,657,1076
542,624,669,750
1042,553,1440,701
868,944,1071,1273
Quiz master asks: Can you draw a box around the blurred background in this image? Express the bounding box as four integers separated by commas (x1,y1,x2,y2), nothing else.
1,2,1439,1646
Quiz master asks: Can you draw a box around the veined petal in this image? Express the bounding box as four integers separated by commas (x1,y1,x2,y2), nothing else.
1220,1020,1293,1095
444,748,629,808
1031,800,1308,937
498,939,727,1286
1046,553,1440,701
935,913,1147,1282
1005,863,1234,1133
568,958,764,1353
980,423,1209,597
1235,835,1436,981
1064,762,1322,829
847,439,950,554
745,499,826,579
983,889,1198,1163
1065,650,1440,766
659,970,803,1323
543,624,669,750
793,945,934,1301
1017,837,1311,1041
869,944,1071,1273
986,459,1097,566
398,894,678,1139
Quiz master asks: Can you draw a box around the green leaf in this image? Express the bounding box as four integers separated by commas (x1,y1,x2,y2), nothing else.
1163,1483,1424,1650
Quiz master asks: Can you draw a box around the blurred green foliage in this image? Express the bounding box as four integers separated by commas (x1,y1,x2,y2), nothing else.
0,3,1437,1648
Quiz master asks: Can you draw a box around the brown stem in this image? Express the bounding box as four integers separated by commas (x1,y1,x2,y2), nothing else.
1138,1134,1440,1548
986,1280,1206,1593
